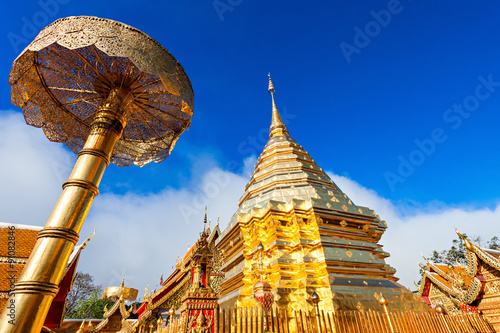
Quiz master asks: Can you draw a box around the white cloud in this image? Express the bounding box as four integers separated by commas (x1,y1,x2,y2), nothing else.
2,110,499,296
0,111,75,226
330,173,500,290
78,165,248,292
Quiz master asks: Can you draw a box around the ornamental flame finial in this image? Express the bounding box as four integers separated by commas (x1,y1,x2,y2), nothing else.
81,229,96,249
455,227,474,251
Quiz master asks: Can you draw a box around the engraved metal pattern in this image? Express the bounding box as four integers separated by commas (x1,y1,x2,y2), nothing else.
9,16,194,167
14,281,59,296
464,249,479,278
462,277,482,304
36,227,80,244
62,179,99,196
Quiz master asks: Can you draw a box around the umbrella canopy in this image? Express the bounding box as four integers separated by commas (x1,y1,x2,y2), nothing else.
9,16,194,167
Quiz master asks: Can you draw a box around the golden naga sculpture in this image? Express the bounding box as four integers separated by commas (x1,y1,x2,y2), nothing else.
419,228,500,330
0,16,193,333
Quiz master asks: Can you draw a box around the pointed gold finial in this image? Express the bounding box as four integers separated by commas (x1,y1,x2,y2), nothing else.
81,229,96,249
455,227,474,251
268,73,275,94
421,253,429,263
268,73,289,138
76,319,85,333
216,216,220,226
121,276,125,287
88,320,94,329
204,206,207,231
378,293,388,306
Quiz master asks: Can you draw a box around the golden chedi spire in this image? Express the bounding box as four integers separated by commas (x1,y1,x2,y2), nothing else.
268,73,289,138
235,73,345,209
217,73,427,315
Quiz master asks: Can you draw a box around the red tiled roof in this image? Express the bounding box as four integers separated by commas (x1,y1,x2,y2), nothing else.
0,227,40,258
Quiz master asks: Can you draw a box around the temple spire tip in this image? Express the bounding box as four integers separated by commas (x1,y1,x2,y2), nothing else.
268,73,275,94
267,73,289,138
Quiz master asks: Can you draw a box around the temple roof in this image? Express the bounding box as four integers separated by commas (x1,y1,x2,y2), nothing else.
134,223,220,328
418,230,500,308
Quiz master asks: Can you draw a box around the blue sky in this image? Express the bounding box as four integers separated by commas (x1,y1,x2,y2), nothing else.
1,0,500,291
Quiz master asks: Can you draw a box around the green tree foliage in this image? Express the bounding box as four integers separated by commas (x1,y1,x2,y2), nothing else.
64,272,103,318
65,272,141,319
66,290,113,319
488,236,500,250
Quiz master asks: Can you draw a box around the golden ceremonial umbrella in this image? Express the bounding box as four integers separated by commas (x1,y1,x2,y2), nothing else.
0,16,193,333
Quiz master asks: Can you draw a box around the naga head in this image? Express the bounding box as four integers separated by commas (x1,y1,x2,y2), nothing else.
455,227,474,251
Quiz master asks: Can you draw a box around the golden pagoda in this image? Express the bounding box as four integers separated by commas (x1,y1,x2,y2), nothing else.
217,74,426,315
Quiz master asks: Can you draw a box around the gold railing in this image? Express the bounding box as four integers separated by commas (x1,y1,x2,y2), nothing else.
154,317,181,333
157,306,496,333
331,310,494,333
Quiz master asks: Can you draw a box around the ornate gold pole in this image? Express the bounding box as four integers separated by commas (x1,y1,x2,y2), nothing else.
310,292,322,333
436,304,451,332
2,14,193,333
378,294,395,333
0,88,126,333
